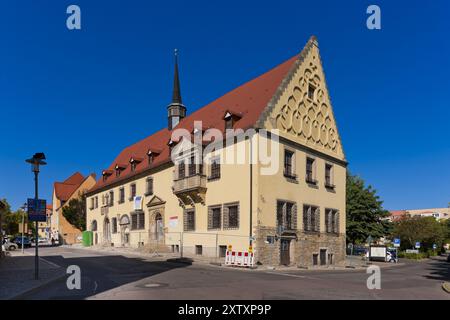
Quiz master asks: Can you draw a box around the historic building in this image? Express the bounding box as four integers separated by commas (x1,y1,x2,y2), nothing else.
389,208,450,222
86,36,347,267
50,172,96,244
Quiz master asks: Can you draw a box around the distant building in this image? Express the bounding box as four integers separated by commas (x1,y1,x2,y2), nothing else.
37,204,52,239
388,208,450,222
50,172,96,244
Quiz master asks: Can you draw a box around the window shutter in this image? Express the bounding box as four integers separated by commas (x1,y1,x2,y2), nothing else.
223,205,229,229
334,211,340,234
208,206,213,229
282,203,287,229
292,203,297,230
315,207,320,232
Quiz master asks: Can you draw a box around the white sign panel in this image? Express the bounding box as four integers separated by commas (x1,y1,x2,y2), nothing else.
134,196,143,211
169,216,178,228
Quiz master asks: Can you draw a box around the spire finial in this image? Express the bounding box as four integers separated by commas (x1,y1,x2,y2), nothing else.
171,48,182,104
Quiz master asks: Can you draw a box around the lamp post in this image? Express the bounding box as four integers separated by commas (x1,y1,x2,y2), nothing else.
20,203,27,254
26,152,46,280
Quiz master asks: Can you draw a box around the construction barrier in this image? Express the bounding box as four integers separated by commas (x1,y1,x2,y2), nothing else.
224,250,254,268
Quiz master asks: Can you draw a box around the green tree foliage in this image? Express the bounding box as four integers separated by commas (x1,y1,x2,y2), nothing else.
393,216,447,251
62,192,86,231
346,173,391,244
0,198,33,236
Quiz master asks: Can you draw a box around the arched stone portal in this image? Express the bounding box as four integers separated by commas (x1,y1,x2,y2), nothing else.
119,214,130,247
103,217,111,244
146,195,166,244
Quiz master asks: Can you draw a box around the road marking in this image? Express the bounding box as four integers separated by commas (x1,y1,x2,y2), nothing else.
265,272,308,278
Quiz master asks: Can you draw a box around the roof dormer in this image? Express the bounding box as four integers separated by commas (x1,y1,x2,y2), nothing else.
102,170,113,182
147,148,161,165
114,163,127,177
129,157,143,172
223,110,242,130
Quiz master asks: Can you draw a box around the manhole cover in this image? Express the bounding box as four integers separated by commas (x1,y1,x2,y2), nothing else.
144,283,161,288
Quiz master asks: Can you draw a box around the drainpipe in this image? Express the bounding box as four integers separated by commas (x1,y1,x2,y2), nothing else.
249,135,253,248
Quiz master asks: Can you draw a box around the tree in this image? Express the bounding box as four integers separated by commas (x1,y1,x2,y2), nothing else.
0,199,34,236
62,192,87,231
346,173,391,245
393,216,447,251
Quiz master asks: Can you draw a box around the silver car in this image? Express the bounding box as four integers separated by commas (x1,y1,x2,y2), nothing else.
2,239,18,251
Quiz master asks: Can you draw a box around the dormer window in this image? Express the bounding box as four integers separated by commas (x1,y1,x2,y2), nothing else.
223,110,242,131
147,149,160,166
129,157,142,173
115,164,126,177
102,170,112,182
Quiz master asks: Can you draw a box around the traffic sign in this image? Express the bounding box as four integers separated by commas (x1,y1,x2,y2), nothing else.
27,198,46,222
432,244,437,250
415,242,421,249
393,238,401,247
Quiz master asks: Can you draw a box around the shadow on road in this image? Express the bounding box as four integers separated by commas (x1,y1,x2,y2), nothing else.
14,253,191,300
423,256,450,282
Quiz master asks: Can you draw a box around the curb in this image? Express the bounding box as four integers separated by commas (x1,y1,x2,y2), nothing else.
8,269,66,300
442,282,450,294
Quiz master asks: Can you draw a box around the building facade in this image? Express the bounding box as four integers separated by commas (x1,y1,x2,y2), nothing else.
86,36,347,267
51,172,96,244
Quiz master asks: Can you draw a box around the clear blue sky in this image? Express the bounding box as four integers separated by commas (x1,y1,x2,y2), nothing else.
1,0,449,211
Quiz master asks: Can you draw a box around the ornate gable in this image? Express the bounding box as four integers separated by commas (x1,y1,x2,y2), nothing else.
146,195,166,208
259,37,345,161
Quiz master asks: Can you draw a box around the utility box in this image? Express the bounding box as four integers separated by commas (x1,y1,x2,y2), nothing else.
82,231,93,247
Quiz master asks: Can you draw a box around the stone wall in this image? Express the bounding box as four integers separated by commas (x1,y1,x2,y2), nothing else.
254,226,346,268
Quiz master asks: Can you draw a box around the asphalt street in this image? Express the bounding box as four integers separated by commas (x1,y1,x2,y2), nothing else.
15,246,450,300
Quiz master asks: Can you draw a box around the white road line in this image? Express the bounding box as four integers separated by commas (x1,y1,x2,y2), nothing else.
265,272,308,278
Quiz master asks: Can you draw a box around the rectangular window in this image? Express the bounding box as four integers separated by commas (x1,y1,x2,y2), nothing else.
109,191,114,206
223,203,239,229
129,184,136,201
225,118,233,130
303,205,319,232
208,206,221,230
146,177,153,196
284,150,296,179
195,245,203,255
94,197,98,209
131,211,145,230
184,209,195,231
111,218,117,233
178,160,185,179
325,163,334,188
148,154,153,166
313,254,318,266
306,157,316,184
119,188,125,204
188,155,196,176
209,157,220,180
277,200,297,231
90,198,94,210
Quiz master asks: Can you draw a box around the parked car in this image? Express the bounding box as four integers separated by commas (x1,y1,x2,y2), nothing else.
12,237,32,248
2,238,18,251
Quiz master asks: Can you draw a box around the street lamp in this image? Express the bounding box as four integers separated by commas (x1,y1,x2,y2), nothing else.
25,152,47,280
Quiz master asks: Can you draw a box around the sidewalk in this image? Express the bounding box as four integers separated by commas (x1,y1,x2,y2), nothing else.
0,251,66,300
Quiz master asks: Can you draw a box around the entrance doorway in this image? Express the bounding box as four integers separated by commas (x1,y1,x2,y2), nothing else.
103,218,111,243
320,249,327,266
119,215,130,247
280,239,291,265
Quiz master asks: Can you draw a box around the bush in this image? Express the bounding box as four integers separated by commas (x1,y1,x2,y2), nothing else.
398,252,428,260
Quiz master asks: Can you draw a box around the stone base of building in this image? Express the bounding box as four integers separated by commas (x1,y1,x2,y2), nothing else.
254,226,346,268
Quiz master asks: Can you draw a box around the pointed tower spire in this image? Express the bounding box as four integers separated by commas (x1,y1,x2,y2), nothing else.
172,49,182,104
167,49,186,130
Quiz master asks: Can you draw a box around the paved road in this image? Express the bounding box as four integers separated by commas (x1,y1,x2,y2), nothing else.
16,246,450,300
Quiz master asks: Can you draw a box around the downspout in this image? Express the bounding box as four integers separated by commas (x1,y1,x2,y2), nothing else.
249,134,253,248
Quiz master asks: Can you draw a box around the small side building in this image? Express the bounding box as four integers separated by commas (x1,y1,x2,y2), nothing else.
50,172,96,244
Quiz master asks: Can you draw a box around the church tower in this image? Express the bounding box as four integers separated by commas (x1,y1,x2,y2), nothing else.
167,49,186,130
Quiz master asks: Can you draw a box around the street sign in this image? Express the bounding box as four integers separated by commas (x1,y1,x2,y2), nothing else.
415,242,421,249
432,244,437,250
27,198,46,222
393,238,401,248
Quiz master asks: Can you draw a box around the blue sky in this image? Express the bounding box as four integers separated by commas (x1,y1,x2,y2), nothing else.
0,0,449,210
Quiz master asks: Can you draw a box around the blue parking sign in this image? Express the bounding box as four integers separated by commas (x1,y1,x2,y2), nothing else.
393,238,400,247
27,198,47,222
415,242,421,249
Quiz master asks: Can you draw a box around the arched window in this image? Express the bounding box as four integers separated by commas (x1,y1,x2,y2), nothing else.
91,220,98,231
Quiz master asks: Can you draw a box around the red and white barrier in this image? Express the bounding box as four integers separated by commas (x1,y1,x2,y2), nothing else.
225,250,254,268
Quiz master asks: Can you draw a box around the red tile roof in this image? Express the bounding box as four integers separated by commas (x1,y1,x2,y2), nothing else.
54,172,86,201
89,38,317,194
